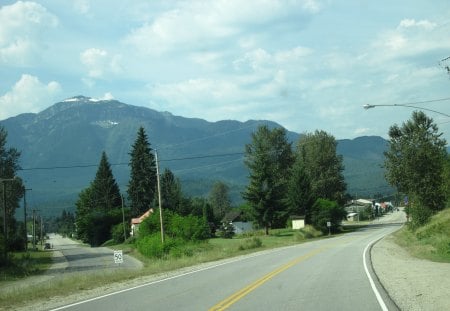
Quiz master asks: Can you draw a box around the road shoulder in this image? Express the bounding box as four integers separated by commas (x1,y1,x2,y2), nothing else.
372,233,450,311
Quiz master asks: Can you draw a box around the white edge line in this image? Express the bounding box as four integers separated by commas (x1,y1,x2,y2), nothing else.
363,238,389,311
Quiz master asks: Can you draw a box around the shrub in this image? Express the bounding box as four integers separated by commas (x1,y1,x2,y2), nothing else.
238,237,262,251
310,199,346,234
111,223,129,244
218,222,235,239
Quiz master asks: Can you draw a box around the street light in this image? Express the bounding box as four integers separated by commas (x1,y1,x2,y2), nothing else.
363,97,450,118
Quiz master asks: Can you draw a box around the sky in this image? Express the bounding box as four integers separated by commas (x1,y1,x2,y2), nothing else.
1,0,450,142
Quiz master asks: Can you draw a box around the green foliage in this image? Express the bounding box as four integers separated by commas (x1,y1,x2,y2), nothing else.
0,126,24,260
385,111,447,225
218,222,235,239
111,222,129,244
168,214,211,240
285,156,313,221
237,237,262,250
395,208,450,262
139,209,210,241
75,152,123,246
296,130,347,207
293,225,323,241
160,168,183,214
243,125,294,234
54,210,76,237
136,234,174,258
310,199,346,234
209,181,232,222
128,127,157,217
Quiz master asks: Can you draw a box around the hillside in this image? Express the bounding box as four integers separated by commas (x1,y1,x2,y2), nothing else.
1,96,391,216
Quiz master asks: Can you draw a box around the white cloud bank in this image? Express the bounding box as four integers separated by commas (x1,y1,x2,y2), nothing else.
0,74,61,120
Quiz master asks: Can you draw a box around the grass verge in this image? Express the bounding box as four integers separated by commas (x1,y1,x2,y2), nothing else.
394,208,450,263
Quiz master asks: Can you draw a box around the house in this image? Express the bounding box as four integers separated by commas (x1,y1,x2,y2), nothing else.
222,210,253,234
130,209,153,236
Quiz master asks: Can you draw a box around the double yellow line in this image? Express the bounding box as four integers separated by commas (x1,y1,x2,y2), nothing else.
209,247,324,311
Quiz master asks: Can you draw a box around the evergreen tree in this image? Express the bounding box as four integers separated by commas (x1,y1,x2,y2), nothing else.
208,181,231,222
91,151,122,211
0,126,23,260
384,111,447,227
160,168,182,214
243,125,294,234
285,155,313,223
128,127,157,217
296,130,347,205
75,152,122,246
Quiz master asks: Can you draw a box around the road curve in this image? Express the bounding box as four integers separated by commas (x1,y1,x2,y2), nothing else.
50,219,402,311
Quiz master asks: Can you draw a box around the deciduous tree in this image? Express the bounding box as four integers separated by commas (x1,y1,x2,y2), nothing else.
384,111,447,227
296,130,346,205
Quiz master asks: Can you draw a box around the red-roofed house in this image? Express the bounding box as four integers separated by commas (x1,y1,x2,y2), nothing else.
130,209,153,236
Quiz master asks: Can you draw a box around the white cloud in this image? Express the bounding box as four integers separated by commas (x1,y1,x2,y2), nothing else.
0,1,58,65
80,48,123,80
0,74,61,120
123,0,320,55
398,19,437,30
73,0,90,15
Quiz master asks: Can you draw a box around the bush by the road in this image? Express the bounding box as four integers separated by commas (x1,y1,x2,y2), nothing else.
310,198,346,234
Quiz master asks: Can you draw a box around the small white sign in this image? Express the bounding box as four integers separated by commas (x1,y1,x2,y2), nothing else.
326,221,331,227
114,250,123,264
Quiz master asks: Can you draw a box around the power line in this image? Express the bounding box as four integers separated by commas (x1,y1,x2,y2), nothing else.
18,152,245,171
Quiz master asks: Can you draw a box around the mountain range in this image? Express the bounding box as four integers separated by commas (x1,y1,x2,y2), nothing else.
1,96,391,217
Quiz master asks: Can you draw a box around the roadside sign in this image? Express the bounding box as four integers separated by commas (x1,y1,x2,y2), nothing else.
114,250,123,264
326,221,331,227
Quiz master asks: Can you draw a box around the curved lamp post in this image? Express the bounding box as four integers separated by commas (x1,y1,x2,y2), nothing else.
363,98,450,118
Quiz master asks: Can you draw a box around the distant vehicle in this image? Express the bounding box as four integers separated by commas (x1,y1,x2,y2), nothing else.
44,243,51,249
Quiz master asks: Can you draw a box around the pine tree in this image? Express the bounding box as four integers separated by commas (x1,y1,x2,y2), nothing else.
75,151,122,246
91,151,122,211
285,156,313,223
128,127,157,217
243,125,294,234
160,168,182,214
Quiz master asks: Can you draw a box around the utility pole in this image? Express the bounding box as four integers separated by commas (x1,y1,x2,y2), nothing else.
155,150,164,244
23,188,32,251
121,194,127,242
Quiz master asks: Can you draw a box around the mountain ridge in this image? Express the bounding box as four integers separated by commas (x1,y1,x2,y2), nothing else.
1,96,391,216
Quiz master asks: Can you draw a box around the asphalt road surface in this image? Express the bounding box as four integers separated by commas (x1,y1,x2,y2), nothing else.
50,215,403,311
47,234,142,273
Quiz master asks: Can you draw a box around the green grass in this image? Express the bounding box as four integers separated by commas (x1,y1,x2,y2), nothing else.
0,250,53,281
394,208,450,263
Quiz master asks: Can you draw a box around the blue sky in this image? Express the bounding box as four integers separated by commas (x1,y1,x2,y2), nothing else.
1,0,449,142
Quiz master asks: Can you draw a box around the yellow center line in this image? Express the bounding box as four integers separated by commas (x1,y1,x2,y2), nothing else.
208,247,325,311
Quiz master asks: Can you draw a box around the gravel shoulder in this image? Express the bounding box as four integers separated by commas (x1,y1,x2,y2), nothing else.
372,223,450,310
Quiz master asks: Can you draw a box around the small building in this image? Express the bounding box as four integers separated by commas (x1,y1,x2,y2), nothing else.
291,216,305,230
347,212,359,222
130,209,153,237
222,210,253,234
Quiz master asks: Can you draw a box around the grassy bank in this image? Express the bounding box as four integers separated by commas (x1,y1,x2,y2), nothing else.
394,208,450,263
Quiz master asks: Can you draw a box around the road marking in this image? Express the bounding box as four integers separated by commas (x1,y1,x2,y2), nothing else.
208,248,324,311
363,238,388,311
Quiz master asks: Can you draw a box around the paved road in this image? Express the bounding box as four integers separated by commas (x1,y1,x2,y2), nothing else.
50,216,403,311
47,234,142,273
